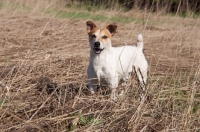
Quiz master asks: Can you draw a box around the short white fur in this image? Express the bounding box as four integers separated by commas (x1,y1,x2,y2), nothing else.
86,21,148,100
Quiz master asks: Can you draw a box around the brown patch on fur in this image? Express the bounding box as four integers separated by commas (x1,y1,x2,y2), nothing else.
88,27,99,35
99,28,112,45
100,29,112,39
86,21,97,33
106,24,117,36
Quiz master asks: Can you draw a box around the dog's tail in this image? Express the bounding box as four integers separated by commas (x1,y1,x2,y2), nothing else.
136,33,144,49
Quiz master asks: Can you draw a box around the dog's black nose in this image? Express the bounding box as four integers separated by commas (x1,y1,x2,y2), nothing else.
94,41,100,47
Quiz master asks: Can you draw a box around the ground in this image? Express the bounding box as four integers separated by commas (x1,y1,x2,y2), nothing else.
0,10,199,131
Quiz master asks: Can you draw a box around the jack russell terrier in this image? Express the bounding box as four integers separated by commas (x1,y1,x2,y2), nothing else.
86,21,148,100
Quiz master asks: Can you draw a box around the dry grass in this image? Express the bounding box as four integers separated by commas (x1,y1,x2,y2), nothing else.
0,1,200,132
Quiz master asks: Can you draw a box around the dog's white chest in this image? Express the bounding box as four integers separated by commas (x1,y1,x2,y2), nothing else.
93,59,111,75
92,54,116,82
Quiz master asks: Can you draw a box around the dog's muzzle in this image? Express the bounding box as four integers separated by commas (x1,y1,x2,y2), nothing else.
93,41,104,54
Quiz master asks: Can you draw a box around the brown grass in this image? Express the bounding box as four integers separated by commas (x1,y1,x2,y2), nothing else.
0,1,200,132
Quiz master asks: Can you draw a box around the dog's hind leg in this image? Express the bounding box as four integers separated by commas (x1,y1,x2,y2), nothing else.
136,67,148,100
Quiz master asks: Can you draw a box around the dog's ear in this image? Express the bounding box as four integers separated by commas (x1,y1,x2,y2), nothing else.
86,21,97,33
106,24,117,36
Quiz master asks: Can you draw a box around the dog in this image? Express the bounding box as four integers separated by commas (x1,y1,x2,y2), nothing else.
86,21,148,100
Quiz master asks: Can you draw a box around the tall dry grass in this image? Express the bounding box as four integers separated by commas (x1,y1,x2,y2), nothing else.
64,0,200,15
0,0,200,132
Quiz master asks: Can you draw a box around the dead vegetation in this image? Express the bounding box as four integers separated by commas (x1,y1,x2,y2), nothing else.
0,1,200,132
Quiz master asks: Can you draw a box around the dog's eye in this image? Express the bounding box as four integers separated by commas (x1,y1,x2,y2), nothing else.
92,34,96,38
102,35,108,39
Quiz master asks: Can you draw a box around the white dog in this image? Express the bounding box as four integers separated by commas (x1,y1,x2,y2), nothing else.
86,21,148,99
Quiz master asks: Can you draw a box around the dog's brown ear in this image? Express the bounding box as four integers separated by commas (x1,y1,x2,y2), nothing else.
106,24,117,36
86,21,97,33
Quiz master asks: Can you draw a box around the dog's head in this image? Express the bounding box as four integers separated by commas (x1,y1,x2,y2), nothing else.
86,21,117,54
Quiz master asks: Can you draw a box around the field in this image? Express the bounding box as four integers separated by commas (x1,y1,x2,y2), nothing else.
0,1,200,132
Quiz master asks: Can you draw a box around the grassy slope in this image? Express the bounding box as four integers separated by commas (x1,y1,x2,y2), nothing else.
0,1,200,132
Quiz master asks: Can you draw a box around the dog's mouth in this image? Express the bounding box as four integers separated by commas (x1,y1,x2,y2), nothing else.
93,48,104,54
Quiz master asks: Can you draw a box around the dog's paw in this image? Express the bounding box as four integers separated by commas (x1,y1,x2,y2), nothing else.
91,91,95,94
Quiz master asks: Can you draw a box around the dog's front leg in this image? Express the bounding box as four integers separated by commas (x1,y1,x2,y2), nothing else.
87,66,98,94
88,78,98,94
108,78,119,100
110,88,117,100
